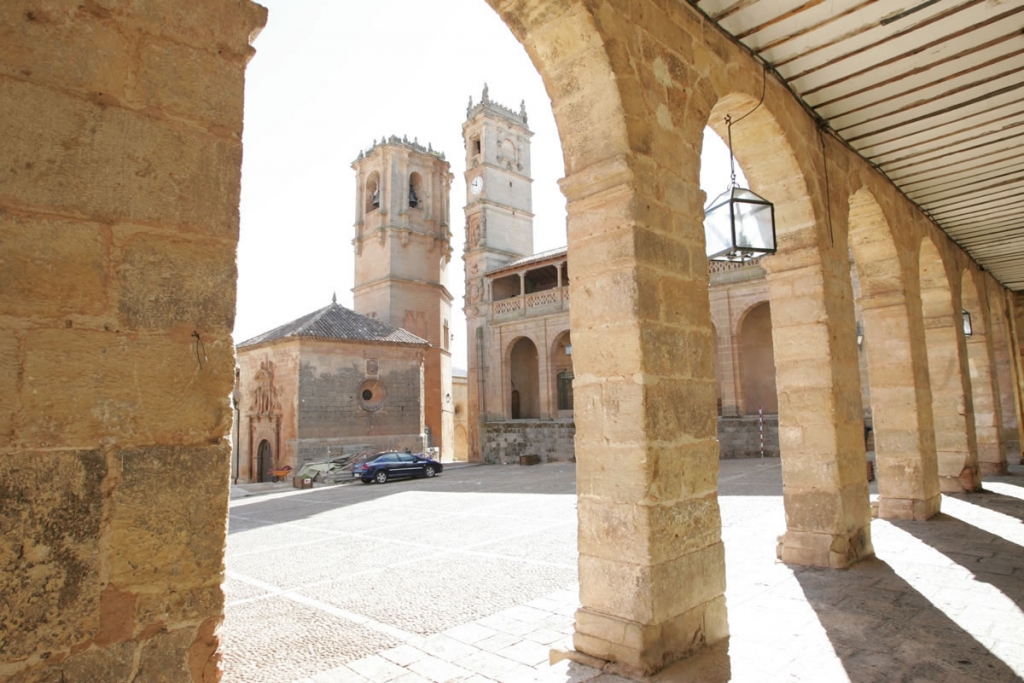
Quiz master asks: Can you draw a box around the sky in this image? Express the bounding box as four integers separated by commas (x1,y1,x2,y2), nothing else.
236,0,737,369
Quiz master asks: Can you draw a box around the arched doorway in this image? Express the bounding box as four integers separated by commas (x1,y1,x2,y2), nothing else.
738,302,776,415
256,440,273,483
509,337,539,419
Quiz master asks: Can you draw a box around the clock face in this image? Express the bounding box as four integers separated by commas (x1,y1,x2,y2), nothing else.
470,176,483,195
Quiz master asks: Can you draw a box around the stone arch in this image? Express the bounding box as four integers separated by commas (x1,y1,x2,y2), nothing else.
962,268,1007,475
491,2,733,670
706,89,873,568
507,336,540,419
920,235,980,492
846,187,940,519
409,171,422,209
549,330,573,414
736,301,776,415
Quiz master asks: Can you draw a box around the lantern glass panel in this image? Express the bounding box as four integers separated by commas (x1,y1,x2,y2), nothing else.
731,188,775,252
704,189,734,258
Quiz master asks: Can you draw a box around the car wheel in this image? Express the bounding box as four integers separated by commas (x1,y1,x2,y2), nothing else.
424,465,436,478
374,470,388,484
360,479,372,485
271,475,280,483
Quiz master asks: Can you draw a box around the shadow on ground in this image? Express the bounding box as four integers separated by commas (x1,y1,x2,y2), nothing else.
794,559,1021,683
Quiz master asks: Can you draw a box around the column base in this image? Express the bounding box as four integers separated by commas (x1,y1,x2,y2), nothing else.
979,461,1008,476
776,526,874,568
876,493,941,521
572,598,728,676
939,467,982,493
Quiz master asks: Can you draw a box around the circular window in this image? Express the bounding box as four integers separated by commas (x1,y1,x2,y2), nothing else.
358,380,386,412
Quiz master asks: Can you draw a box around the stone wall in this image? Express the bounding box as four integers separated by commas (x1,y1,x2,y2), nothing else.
296,340,425,465
482,420,576,464
718,416,779,459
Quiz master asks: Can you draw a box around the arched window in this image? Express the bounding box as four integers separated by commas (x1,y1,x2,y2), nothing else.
365,171,381,212
557,370,574,411
409,172,422,208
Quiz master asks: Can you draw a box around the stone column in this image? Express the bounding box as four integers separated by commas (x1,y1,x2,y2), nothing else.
562,157,727,675
767,256,874,567
967,306,1007,475
1012,292,1024,464
860,300,941,519
925,308,982,492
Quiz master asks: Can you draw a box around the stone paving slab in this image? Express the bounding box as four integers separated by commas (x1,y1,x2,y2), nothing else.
222,460,1024,683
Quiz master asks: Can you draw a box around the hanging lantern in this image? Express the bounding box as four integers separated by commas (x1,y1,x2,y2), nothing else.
704,115,777,262
962,309,973,337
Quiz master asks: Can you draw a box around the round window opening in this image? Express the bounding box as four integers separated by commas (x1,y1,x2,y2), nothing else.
358,380,386,412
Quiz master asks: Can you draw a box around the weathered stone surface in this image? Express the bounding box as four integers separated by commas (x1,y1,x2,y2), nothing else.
0,451,105,658
107,446,229,591
18,329,234,449
0,211,108,318
116,227,237,332
0,330,17,439
0,77,243,238
0,2,130,98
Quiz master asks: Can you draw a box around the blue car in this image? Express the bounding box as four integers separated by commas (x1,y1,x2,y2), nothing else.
352,451,442,484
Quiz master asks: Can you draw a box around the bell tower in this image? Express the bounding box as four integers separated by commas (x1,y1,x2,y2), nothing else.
462,86,534,461
352,136,454,461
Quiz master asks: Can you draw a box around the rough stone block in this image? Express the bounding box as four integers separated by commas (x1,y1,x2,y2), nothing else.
97,0,268,59
116,227,237,332
0,451,105,659
0,211,108,318
135,37,245,129
108,446,229,591
0,77,242,237
18,329,234,448
0,2,130,98
644,379,716,440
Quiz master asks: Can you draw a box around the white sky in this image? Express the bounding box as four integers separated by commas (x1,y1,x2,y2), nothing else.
237,0,737,369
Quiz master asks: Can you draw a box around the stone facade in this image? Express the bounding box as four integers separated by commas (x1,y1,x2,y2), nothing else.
3,1,1023,680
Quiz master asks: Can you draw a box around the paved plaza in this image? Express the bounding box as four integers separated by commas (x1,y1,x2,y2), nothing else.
221,459,1024,683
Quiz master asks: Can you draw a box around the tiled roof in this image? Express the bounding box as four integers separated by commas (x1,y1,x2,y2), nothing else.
237,302,428,349
486,247,567,276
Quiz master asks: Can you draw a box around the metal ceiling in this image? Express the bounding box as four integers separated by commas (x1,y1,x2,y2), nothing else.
693,0,1024,291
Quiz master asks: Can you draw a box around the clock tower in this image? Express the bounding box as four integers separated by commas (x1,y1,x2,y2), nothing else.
462,85,534,460
352,136,454,461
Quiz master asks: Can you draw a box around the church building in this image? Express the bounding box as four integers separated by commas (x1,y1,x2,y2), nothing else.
233,137,458,481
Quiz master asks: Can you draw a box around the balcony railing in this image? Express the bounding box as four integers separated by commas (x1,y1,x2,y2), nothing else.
492,286,569,319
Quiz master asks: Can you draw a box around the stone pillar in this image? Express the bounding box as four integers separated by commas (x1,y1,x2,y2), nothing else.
860,300,941,519
925,308,982,492
767,256,874,567
1009,292,1024,464
563,157,727,675
0,2,267,681
967,304,1008,475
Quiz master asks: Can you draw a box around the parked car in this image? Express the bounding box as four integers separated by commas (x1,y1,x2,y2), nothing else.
352,451,442,484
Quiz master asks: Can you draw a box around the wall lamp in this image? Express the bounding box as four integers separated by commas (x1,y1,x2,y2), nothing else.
962,309,973,337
